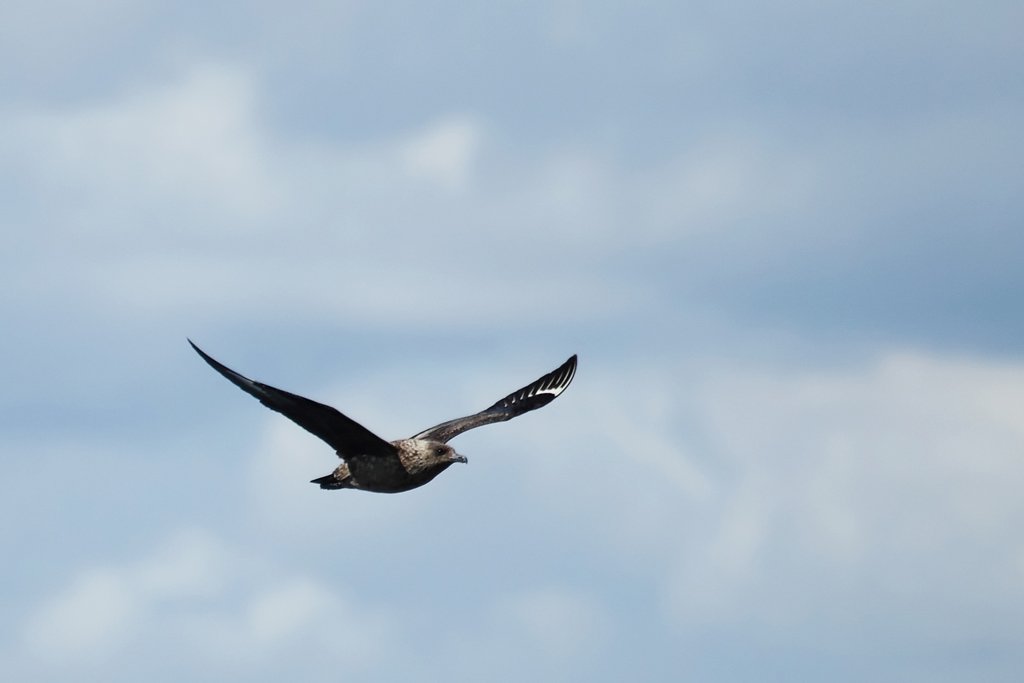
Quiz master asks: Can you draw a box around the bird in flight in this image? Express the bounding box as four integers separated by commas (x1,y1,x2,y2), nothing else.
189,340,577,493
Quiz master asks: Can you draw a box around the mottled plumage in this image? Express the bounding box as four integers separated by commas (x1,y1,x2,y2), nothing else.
189,341,577,493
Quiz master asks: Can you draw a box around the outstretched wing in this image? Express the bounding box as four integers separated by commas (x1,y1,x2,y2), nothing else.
189,340,396,460
412,354,577,443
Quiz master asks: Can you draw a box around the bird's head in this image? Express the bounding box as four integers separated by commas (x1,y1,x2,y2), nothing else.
395,439,468,474
425,441,468,465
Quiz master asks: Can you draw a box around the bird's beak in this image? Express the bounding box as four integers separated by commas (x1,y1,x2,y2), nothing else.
453,453,468,464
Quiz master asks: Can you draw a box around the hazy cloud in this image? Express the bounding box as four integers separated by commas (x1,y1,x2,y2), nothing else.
4,2,1023,682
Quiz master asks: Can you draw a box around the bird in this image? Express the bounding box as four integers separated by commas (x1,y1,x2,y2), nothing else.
188,340,577,493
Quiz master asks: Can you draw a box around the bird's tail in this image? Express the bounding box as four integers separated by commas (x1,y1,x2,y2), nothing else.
310,473,350,490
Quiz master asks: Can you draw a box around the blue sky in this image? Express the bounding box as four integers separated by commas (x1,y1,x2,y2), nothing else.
3,2,1024,681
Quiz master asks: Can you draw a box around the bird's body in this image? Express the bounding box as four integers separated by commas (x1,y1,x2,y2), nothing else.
189,341,577,493
311,440,464,493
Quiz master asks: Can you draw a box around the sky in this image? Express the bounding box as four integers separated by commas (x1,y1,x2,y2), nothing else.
2,1,1023,681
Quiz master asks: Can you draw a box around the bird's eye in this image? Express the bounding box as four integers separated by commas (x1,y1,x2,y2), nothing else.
434,446,447,456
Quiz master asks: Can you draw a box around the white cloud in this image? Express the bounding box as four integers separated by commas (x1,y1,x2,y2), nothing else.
132,527,232,598
413,587,611,681
0,60,811,335
8,63,282,225
437,347,1024,649
24,567,137,662
186,575,390,671
495,587,609,659
246,578,329,642
399,116,483,191
18,526,389,677
22,528,228,663
19,345,1024,681
671,351,1024,635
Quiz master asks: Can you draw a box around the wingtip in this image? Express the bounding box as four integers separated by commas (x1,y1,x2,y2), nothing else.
565,354,578,387
562,353,578,379
187,340,238,381
188,338,213,362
